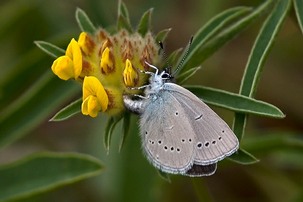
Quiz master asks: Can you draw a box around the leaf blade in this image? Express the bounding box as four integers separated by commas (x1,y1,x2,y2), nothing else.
34,41,65,58
0,152,103,202
180,0,273,75
0,72,79,149
240,0,291,97
185,85,285,118
117,1,132,32
228,148,259,165
75,8,97,34
119,112,131,151
179,6,252,73
234,0,291,140
294,0,303,34
137,8,153,36
50,98,82,121
104,116,122,153
155,28,172,43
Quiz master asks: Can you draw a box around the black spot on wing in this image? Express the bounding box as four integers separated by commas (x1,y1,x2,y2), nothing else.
194,114,203,120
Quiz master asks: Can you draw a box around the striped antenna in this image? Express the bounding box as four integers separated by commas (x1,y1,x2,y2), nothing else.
171,36,193,76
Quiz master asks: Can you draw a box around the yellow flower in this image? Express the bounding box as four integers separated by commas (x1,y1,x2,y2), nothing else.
123,59,138,87
82,76,109,117
100,47,114,74
51,38,82,80
78,32,95,56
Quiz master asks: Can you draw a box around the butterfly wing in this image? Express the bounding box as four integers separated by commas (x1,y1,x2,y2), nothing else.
140,91,196,174
185,163,217,177
164,83,239,165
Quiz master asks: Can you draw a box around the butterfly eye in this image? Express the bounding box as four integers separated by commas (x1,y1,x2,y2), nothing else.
161,72,173,80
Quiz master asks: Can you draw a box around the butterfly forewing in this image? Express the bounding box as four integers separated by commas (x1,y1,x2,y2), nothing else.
140,91,196,174
164,83,239,165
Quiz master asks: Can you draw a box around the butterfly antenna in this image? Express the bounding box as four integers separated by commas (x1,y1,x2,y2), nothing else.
171,36,193,76
159,41,172,75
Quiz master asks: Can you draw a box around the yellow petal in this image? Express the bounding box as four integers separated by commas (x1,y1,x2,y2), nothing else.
66,38,82,79
123,59,138,87
51,56,74,80
100,47,114,74
78,32,95,56
81,95,100,117
82,76,109,113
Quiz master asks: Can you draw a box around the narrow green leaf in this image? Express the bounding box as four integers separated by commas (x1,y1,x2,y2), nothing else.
0,47,58,110
119,112,131,151
240,0,291,97
34,41,65,58
185,85,285,118
178,6,252,73
180,0,273,75
228,148,259,165
75,8,96,34
50,98,82,121
233,114,247,142
234,0,291,140
0,152,103,202
242,133,303,154
137,8,153,36
104,116,122,153
117,1,132,32
177,66,202,84
117,16,133,33
0,72,79,149
294,0,303,34
118,0,130,22
155,28,172,43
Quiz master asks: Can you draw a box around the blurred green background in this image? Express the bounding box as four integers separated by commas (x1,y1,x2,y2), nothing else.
0,0,303,201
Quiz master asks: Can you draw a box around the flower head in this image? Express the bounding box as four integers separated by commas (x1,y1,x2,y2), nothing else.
50,29,160,117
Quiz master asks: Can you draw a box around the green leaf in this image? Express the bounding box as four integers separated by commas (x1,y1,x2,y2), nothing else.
34,41,65,58
118,0,130,22
0,47,58,110
155,28,172,43
177,66,202,84
242,133,303,154
234,0,291,140
75,8,96,34
0,72,79,149
294,0,303,34
117,1,132,32
0,152,103,202
50,98,82,121
119,112,131,151
228,148,259,165
137,8,153,36
240,0,291,97
185,85,285,118
178,6,252,74
180,0,273,75
117,16,133,32
104,116,122,153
